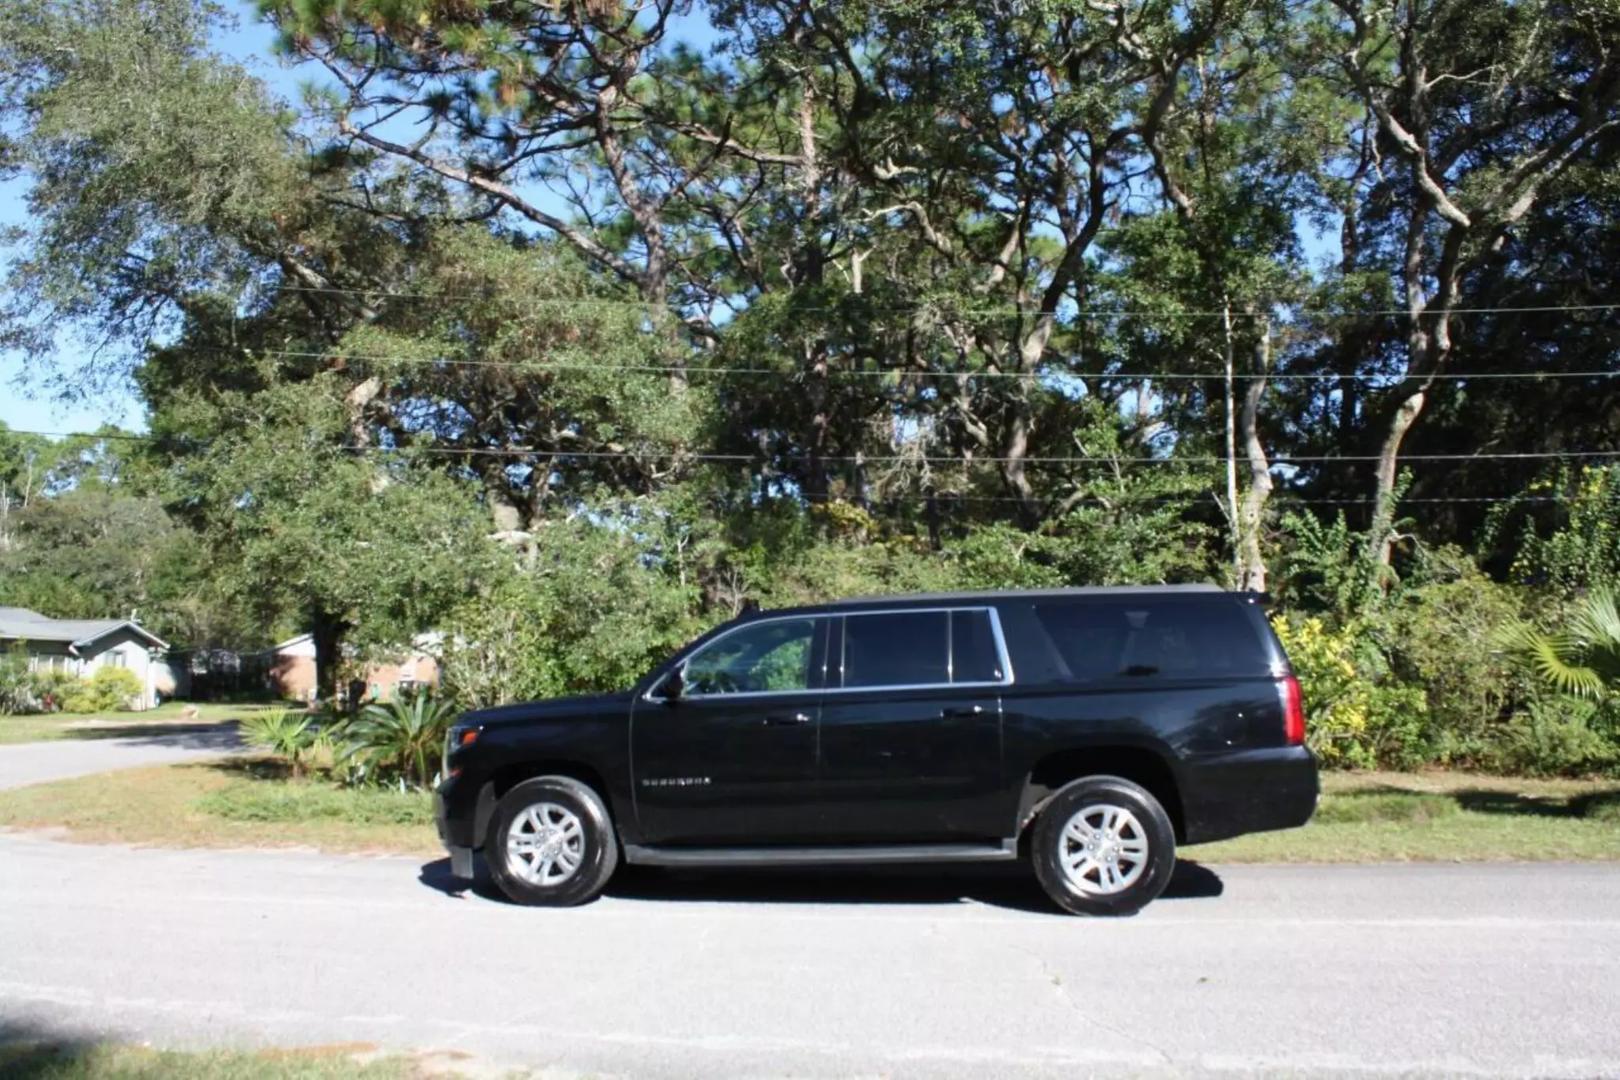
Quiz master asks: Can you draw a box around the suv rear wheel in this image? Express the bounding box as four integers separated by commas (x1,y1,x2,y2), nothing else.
1031,775,1176,916
487,776,619,906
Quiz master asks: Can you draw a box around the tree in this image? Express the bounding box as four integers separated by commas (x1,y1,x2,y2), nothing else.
1325,0,1620,565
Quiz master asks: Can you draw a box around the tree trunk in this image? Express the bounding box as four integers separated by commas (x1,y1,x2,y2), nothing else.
1366,385,1426,566
309,605,347,705
1237,321,1275,593
1221,302,1241,581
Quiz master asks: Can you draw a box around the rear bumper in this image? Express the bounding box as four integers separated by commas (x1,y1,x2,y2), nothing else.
1178,746,1318,845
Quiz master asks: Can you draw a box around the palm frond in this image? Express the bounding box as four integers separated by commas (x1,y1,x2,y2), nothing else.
1497,621,1607,698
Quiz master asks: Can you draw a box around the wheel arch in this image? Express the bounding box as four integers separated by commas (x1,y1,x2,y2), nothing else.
475,760,616,848
1018,746,1186,849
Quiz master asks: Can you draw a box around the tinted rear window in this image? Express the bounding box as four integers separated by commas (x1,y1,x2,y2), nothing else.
843,611,949,687
951,609,1005,683
1032,600,1268,681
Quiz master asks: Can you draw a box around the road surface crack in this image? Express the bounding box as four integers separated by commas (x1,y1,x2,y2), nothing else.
1019,946,1174,1066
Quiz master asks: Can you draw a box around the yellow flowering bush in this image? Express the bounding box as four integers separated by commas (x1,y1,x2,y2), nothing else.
1271,612,1429,769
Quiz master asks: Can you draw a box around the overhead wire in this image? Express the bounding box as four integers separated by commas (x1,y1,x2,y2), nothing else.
260,282,1620,320
189,343,1620,383
12,429,1617,468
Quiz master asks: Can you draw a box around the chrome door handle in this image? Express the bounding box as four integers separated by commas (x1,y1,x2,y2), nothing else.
762,713,812,726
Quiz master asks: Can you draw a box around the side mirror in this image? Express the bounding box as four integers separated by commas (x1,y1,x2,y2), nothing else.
661,668,684,703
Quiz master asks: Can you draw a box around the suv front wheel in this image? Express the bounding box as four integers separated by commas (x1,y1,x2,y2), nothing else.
1031,775,1177,916
487,776,619,906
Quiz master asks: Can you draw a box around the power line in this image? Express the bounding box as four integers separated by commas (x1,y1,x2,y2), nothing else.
263,282,1620,320
12,429,1618,467
196,344,1620,383
11,429,1594,509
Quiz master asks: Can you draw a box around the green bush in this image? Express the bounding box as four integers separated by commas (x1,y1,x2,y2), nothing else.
337,691,457,789
58,666,143,713
1499,465,1620,594
239,709,319,778
0,648,35,715
1480,697,1619,777
1382,560,1527,763
26,668,81,712
1270,612,1429,769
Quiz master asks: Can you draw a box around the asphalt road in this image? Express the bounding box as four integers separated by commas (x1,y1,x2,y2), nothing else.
0,726,242,791
2,833,1618,1078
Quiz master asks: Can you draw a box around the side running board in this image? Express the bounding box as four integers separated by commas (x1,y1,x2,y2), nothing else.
621,840,1018,867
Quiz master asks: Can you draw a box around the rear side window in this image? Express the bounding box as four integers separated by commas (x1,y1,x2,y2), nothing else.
1033,600,1268,681
951,609,1006,683
843,611,950,687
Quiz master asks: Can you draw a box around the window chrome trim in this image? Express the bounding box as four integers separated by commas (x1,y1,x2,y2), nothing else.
643,605,1015,703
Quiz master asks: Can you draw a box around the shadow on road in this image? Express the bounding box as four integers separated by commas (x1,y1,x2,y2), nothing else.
68,723,244,751
417,855,1223,915
0,1019,104,1080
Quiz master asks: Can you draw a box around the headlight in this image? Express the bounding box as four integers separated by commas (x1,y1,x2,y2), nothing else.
443,723,482,777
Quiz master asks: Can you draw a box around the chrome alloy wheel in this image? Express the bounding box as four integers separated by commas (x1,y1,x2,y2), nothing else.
1059,803,1150,896
505,802,585,887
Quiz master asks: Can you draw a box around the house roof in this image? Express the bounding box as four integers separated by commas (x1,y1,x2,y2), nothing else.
0,607,168,651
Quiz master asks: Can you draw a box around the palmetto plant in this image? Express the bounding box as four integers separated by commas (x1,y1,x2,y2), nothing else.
338,692,458,789
1500,589,1620,699
239,709,319,778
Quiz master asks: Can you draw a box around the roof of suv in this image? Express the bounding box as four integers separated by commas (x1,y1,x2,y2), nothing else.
752,584,1236,620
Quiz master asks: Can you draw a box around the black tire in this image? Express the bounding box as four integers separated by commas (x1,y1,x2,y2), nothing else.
486,775,619,906
1030,775,1177,916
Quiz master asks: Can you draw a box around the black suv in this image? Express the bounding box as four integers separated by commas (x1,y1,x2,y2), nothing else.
435,586,1316,914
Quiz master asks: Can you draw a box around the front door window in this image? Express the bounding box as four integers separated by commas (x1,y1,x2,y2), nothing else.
682,618,817,696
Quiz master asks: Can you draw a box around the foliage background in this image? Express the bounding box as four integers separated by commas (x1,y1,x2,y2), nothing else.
2,0,1619,774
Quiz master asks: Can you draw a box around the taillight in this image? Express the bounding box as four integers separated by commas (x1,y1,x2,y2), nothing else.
1280,674,1305,746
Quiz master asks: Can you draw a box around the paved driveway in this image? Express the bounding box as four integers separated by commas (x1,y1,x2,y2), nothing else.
0,726,243,790
1,833,1616,1077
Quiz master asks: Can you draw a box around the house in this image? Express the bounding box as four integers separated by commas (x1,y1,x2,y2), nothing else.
267,631,442,704
0,606,174,710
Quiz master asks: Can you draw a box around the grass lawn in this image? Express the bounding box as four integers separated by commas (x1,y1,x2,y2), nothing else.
0,757,1616,863
0,758,439,857
0,1040,467,1079
0,702,284,746
1187,770,1620,862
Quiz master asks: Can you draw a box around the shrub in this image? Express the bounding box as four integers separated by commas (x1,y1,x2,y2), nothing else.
1382,559,1526,761
1498,464,1620,594
1483,697,1619,777
1271,613,1429,769
337,691,457,789
239,709,319,778
1498,588,1620,700
27,668,81,712
0,648,35,715
58,666,143,713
